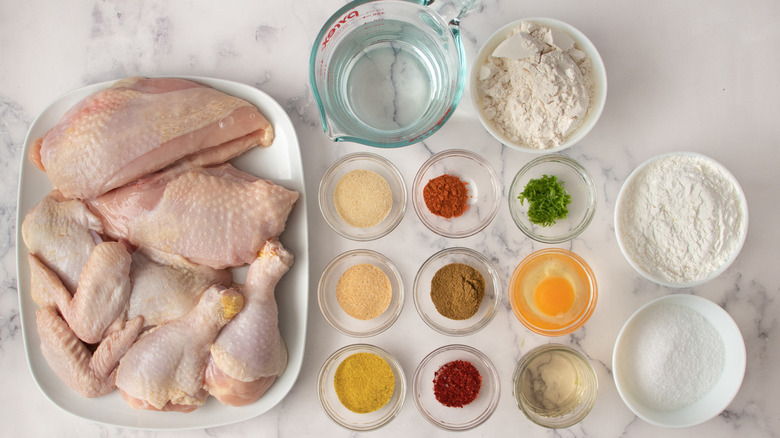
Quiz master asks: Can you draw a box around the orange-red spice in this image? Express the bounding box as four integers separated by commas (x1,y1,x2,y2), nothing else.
423,174,469,218
433,360,482,408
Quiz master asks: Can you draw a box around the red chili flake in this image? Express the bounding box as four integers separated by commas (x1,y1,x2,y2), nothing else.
433,360,482,408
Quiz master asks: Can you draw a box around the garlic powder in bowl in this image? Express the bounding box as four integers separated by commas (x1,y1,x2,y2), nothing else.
471,18,607,152
615,152,748,287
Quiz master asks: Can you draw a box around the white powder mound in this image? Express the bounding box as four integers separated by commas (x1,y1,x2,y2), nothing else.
619,303,725,411
476,21,594,149
617,153,747,284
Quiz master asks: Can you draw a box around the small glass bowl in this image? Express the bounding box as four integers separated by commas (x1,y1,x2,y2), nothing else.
471,17,607,153
318,344,407,431
412,149,500,238
508,154,597,243
319,153,406,241
413,247,501,336
509,248,598,336
413,344,500,431
513,344,598,428
613,294,746,428
318,249,404,337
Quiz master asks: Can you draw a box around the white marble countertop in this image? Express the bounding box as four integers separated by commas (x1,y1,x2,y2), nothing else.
1,0,778,436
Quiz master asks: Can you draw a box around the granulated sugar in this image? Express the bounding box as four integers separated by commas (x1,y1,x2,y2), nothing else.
618,302,725,411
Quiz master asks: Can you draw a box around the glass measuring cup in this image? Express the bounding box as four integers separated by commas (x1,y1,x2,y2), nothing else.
310,0,478,148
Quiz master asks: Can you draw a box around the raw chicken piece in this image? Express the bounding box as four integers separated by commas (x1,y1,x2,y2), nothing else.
115,285,244,412
127,248,233,329
31,77,274,199
22,191,104,294
205,239,292,406
89,163,298,269
36,307,143,398
29,241,133,344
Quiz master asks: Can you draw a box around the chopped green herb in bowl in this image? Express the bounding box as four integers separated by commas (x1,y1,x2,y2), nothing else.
517,175,572,227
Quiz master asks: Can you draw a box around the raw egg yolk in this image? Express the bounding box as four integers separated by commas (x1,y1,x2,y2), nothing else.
534,276,575,316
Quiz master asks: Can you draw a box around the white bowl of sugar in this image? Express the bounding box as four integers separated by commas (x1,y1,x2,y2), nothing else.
612,294,746,428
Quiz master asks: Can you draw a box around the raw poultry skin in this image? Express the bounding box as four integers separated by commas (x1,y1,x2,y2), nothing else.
22,191,104,295
36,307,143,398
127,248,233,329
29,241,133,344
205,239,292,406
115,285,244,412
31,77,274,200
88,163,299,269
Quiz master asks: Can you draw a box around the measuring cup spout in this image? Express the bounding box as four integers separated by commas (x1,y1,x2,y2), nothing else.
424,0,479,25
319,111,346,143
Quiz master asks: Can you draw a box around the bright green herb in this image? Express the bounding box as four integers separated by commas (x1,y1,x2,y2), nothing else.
518,175,572,227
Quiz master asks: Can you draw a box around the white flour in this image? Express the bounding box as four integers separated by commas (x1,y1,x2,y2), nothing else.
619,302,725,411
476,21,593,149
617,153,746,284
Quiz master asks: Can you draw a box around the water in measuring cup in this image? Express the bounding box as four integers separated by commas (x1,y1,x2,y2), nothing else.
347,42,432,130
326,18,451,138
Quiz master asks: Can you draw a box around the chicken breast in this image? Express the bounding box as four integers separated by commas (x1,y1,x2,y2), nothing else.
31,77,274,199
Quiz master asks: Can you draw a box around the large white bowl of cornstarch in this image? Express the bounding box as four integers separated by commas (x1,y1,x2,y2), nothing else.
612,294,746,428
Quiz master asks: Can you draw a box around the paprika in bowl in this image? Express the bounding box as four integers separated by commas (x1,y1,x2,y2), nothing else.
412,149,500,238
318,344,406,431
413,344,500,431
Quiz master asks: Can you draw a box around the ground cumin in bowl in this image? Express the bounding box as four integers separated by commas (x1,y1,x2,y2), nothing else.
413,247,501,336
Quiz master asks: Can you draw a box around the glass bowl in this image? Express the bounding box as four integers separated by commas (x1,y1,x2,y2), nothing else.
508,155,596,243
412,149,500,238
615,151,749,288
513,344,598,428
413,344,500,431
318,249,404,337
612,294,746,428
471,17,607,153
413,247,501,336
509,248,598,336
319,153,406,241
318,344,406,431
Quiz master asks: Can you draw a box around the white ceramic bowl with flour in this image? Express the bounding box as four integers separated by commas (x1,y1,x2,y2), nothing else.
615,152,748,288
612,294,746,428
471,18,607,153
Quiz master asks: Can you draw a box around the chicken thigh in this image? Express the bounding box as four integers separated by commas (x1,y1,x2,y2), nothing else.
89,163,298,269
127,248,233,329
205,239,292,406
31,77,274,199
115,285,244,412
